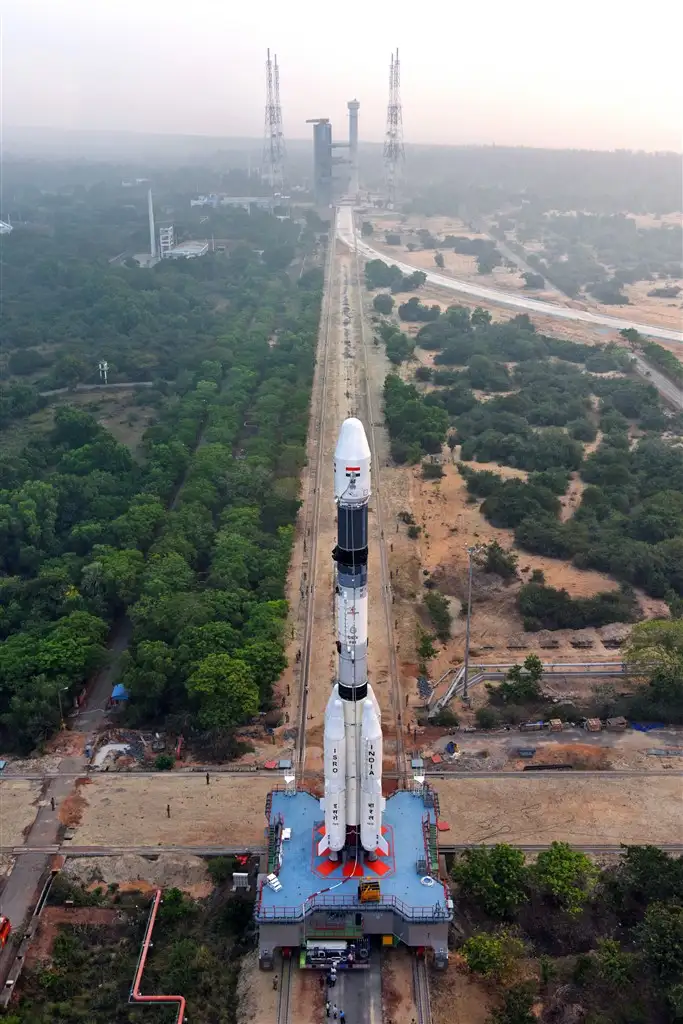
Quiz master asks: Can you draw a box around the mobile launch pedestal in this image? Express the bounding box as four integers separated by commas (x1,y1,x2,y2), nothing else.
256,419,452,970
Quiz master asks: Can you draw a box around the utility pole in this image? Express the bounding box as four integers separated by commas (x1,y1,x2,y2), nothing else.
383,48,405,208
462,545,482,702
263,49,285,195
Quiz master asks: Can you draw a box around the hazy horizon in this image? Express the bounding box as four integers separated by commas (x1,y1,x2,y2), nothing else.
3,0,682,153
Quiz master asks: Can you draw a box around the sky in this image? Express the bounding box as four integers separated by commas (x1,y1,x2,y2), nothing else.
3,0,682,152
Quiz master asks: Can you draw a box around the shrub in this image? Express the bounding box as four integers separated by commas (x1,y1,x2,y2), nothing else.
476,707,500,730
422,461,444,480
424,591,452,642
372,292,394,315
432,708,460,727
154,753,175,771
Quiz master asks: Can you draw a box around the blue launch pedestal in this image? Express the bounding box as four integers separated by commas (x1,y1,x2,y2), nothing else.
256,787,453,968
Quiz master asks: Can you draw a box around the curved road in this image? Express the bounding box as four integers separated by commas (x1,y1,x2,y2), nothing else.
337,209,683,344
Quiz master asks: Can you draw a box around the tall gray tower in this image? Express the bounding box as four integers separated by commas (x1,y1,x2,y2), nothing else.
347,99,360,197
306,118,333,208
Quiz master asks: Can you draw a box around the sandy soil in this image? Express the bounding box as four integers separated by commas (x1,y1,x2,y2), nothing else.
237,951,323,1024
63,853,213,896
393,457,633,681
382,946,418,1023
0,780,41,847
24,907,121,967
435,774,683,846
70,775,273,847
430,959,494,1024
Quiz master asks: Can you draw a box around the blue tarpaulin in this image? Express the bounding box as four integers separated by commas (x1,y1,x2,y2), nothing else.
111,684,129,701
632,722,666,732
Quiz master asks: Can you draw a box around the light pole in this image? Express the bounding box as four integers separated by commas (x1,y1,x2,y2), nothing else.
462,545,483,702
57,686,68,730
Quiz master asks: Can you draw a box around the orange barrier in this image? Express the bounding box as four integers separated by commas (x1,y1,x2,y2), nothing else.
130,889,186,1023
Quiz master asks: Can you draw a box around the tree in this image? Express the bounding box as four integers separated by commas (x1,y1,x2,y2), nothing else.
489,983,537,1024
638,902,683,982
477,541,518,580
434,252,445,268
424,591,452,642
417,630,437,666
471,307,492,327
186,653,259,729
461,929,525,981
373,293,394,315
594,937,633,986
619,327,642,345
522,271,545,289
532,841,598,915
475,707,500,730
625,618,683,679
361,221,374,237
452,844,528,917
496,655,543,703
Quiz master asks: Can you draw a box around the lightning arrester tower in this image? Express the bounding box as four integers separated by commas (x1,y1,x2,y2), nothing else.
383,48,405,208
263,49,286,194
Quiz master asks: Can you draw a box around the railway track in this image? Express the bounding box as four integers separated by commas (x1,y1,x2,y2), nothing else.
350,220,406,776
296,221,337,777
275,954,294,1024
412,955,433,1024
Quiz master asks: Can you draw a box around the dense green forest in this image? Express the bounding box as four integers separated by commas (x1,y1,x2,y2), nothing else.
453,843,683,1024
381,306,683,619
0,171,322,751
8,870,255,1024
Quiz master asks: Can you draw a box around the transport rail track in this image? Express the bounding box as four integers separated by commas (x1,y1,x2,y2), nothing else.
296,221,337,777
350,220,406,776
275,954,294,1024
413,954,433,1024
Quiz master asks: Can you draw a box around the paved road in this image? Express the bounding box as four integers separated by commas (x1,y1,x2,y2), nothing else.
632,353,683,410
334,954,383,1024
337,212,683,344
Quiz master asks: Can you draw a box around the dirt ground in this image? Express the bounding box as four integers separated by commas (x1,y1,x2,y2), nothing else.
24,906,121,967
0,780,41,846
237,951,323,1024
70,775,273,847
430,958,494,1024
435,774,683,846
385,455,666,691
63,853,213,896
382,945,418,1023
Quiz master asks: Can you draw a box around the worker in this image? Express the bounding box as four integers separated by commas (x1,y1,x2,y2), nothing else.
50,796,55,811
332,1005,338,1020
206,773,210,785
166,803,171,818
325,999,331,1018
339,1012,346,1024
272,975,278,991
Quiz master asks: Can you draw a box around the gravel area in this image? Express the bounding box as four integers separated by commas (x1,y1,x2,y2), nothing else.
71,774,273,847
436,774,683,846
0,780,41,846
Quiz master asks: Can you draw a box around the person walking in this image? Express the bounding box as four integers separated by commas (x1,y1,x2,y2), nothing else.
339,1011,346,1023
332,1005,338,1020
325,999,331,1018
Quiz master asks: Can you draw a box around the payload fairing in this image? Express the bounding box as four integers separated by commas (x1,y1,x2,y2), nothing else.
318,419,387,860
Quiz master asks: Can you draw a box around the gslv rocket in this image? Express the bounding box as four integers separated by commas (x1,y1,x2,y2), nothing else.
319,418,388,861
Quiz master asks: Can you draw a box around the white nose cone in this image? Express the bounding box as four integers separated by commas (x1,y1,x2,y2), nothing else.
334,418,371,504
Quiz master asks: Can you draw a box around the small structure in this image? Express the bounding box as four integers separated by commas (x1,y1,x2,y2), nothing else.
570,633,595,649
548,719,563,732
605,716,628,732
110,684,129,706
584,718,602,733
507,633,530,650
538,630,560,649
600,624,632,649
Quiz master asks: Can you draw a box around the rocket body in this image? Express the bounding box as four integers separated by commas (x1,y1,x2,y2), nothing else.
319,418,385,858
